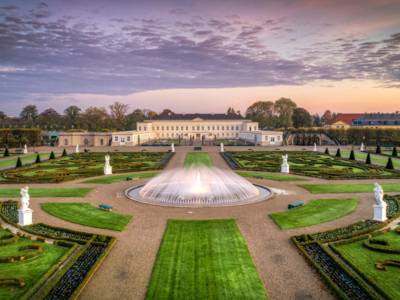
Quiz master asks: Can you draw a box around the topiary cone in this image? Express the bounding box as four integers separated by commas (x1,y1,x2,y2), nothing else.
365,153,371,164
335,148,341,158
15,157,22,168
376,145,381,154
349,149,355,160
35,153,41,163
386,157,394,170
392,147,398,157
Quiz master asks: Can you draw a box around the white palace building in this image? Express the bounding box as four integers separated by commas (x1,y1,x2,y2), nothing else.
59,114,283,147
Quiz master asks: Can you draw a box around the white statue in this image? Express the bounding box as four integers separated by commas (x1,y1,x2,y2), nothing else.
281,154,290,173
373,182,387,222
23,144,28,154
171,143,175,153
20,186,30,210
360,142,365,152
104,154,112,175
313,143,317,152
18,186,33,226
220,143,224,153
75,144,80,153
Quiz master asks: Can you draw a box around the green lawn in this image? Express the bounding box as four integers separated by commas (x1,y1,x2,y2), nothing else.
300,183,400,194
184,152,213,168
81,171,160,184
0,153,51,169
270,198,358,229
41,203,132,231
146,219,268,300
0,227,69,300
338,150,400,169
0,187,92,198
237,171,306,181
333,230,400,300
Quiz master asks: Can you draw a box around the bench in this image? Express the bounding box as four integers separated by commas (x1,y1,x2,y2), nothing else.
99,204,112,211
288,201,304,209
15,149,24,154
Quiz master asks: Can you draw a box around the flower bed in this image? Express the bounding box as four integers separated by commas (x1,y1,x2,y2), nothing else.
226,151,400,179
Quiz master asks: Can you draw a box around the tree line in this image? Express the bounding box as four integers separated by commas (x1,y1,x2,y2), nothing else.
0,98,337,131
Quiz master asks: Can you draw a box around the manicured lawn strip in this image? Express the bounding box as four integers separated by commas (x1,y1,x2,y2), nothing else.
184,152,213,168
0,188,92,198
0,229,69,300
333,230,400,300
236,171,306,181
82,171,160,184
41,203,131,231
270,198,358,229
300,183,400,194
146,219,268,300
0,153,51,169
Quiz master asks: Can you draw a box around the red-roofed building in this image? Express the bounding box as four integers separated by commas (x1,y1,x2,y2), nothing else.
325,113,363,129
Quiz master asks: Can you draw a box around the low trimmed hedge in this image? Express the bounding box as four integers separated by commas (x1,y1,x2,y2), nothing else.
0,277,25,288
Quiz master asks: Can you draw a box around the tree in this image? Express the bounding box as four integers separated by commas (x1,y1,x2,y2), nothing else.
365,153,371,164
20,105,38,127
324,148,330,155
109,102,129,130
64,106,81,129
143,109,158,120
312,114,322,127
226,107,240,116
125,109,145,130
321,110,334,125
62,149,67,157
386,157,394,169
15,157,22,168
245,101,276,129
38,108,62,130
159,109,175,117
392,147,398,157
49,151,56,160
292,107,312,128
3,147,9,157
35,153,41,163
335,148,341,157
80,107,112,131
376,145,381,154
349,149,355,160
274,98,297,128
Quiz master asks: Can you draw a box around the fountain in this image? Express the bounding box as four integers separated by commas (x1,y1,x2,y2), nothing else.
126,166,272,207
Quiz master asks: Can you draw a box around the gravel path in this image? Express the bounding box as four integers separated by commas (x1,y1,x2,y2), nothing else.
0,145,389,300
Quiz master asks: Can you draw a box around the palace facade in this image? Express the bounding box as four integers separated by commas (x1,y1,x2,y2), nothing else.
59,114,283,147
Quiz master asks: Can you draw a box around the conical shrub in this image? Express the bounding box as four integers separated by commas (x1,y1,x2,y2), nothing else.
386,157,394,170
35,153,41,163
335,148,341,158
324,148,330,155
365,153,371,164
349,149,355,160
376,145,381,154
49,151,56,160
392,147,398,157
62,149,67,157
15,157,22,168
3,147,9,157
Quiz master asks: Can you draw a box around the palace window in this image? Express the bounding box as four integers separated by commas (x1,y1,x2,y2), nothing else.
114,136,118,141
127,136,131,142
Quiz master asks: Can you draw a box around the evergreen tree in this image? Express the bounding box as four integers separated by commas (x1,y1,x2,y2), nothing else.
392,147,398,157
349,149,355,160
324,148,330,155
365,153,371,164
35,153,41,163
376,145,381,154
15,157,22,168
335,148,341,158
49,151,56,160
62,149,67,157
3,147,9,157
386,157,394,170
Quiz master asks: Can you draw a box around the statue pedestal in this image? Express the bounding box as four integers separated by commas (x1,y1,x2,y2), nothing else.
18,208,33,226
104,166,113,175
373,203,387,222
281,163,290,174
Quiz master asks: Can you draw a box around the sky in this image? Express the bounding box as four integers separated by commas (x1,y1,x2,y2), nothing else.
0,0,400,116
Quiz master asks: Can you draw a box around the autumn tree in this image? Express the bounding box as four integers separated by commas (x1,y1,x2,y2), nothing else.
245,101,276,129
109,102,129,130
64,105,81,129
80,107,112,131
20,105,38,127
274,98,297,128
292,107,312,128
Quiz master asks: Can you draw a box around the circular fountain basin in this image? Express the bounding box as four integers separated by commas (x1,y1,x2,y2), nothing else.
125,167,273,208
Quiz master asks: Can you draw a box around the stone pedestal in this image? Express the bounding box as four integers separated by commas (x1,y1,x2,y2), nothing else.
104,166,113,175
18,208,33,226
373,203,387,222
220,143,224,153
281,163,290,174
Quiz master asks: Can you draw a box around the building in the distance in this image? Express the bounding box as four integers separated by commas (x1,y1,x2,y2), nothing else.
59,113,283,147
325,113,363,129
352,113,400,128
